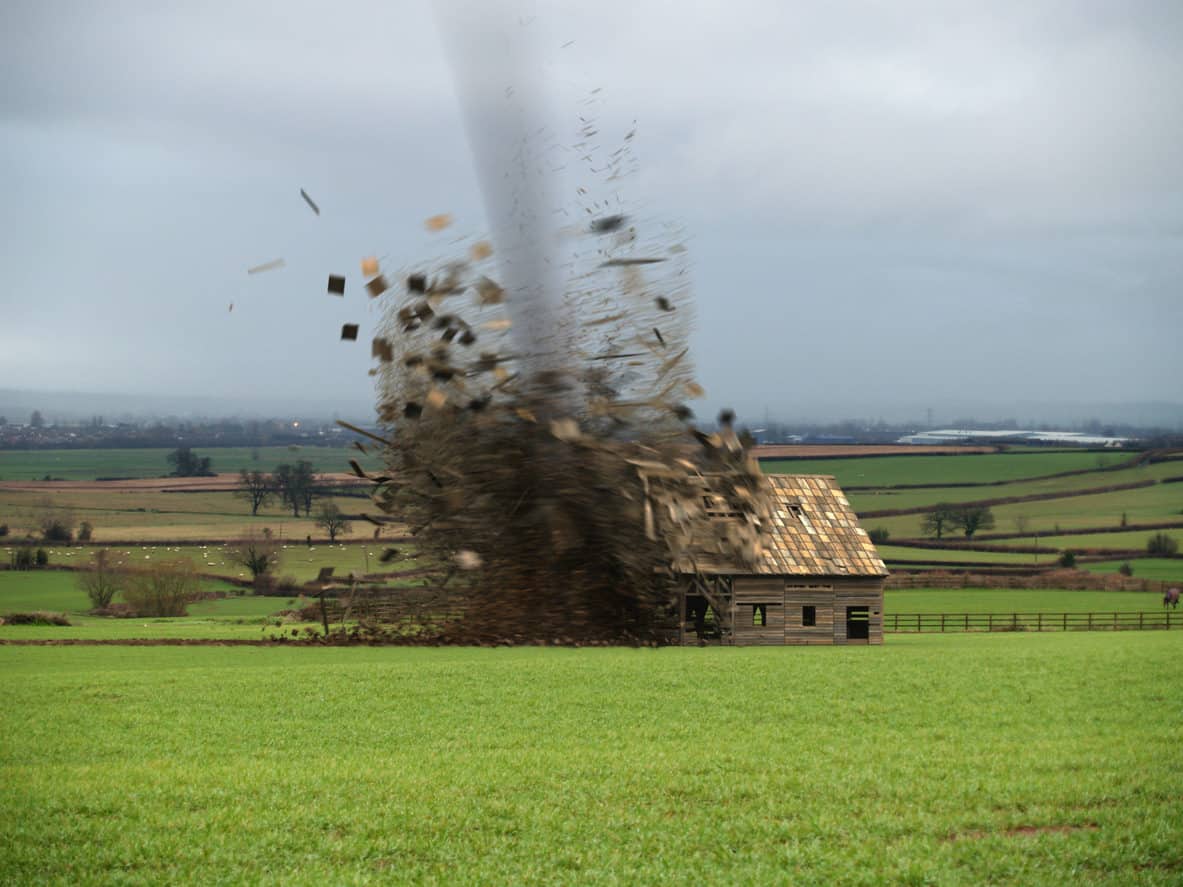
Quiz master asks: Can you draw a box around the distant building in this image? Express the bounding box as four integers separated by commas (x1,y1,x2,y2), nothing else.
897,429,1132,448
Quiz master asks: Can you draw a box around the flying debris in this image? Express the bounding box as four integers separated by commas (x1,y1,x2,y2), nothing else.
228,302,233,312
361,257,380,277
424,213,453,232
366,275,390,298
341,324,359,341
600,257,665,267
300,188,321,215
247,258,285,274
589,214,627,234
327,275,345,296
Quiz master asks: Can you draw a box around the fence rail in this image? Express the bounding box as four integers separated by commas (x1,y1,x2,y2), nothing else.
885,610,1179,633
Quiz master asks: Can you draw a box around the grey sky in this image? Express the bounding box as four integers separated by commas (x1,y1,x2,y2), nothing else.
2,0,1180,425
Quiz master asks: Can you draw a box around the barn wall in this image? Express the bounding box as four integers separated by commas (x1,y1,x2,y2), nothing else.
731,576,884,646
732,577,786,645
832,578,884,646
783,586,837,645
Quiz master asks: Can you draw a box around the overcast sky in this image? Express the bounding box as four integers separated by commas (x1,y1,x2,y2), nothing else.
2,0,1180,425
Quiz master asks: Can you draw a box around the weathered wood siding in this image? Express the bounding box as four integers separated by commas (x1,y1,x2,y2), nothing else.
732,577,787,645
729,576,884,646
831,578,884,646
783,584,837,645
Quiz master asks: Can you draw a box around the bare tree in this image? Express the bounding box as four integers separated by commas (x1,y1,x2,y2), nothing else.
235,469,273,516
226,530,280,582
1012,514,1030,536
78,549,125,609
122,560,198,617
315,502,352,542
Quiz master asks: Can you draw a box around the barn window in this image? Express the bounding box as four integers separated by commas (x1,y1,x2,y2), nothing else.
802,605,816,627
752,604,767,626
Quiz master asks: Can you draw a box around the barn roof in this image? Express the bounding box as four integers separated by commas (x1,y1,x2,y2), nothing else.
664,473,888,578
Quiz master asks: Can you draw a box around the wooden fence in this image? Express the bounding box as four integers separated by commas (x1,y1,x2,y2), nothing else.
886,611,1180,633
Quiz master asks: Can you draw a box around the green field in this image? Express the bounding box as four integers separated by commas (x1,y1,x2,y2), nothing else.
869,481,1183,540
762,450,1122,488
2,637,1179,884
0,446,380,481
876,545,1056,565
885,588,1164,613
1084,559,1183,583
847,460,1183,515
0,486,378,541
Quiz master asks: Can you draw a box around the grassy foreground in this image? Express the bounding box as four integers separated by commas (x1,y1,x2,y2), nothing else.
2,636,1180,885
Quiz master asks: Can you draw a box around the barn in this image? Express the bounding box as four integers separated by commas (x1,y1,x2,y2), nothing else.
667,474,888,645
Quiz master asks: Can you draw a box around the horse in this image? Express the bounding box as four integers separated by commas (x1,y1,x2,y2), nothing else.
1165,587,1181,610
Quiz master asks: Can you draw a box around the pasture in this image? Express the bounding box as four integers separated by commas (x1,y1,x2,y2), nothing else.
761,449,1123,487
0,445,378,481
2,636,1180,884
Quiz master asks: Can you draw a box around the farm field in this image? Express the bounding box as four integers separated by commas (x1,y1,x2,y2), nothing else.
885,588,1165,613
1084,559,1183,583
1023,528,1183,552
868,480,1183,540
846,459,1183,515
0,445,379,481
761,450,1125,487
2,636,1180,884
876,545,1057,565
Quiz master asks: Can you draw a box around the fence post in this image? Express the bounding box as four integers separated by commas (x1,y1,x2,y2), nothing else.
916,614,921,633
1088,612,1093,631
1113,612,1118,631
941,613,946,633
1012,613,1017,631
965,613,969,631
1139,612,1144,631
1038,613,1043,632
988,613,993,631
1063,612,1067,631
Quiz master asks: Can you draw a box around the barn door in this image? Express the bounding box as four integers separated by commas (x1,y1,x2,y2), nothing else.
845,606,870,640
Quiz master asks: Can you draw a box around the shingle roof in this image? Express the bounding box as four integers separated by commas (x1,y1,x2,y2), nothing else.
665,473,888,578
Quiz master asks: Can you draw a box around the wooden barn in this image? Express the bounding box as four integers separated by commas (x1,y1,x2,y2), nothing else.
667,474,888,646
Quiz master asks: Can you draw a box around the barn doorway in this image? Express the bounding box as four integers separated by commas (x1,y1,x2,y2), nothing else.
845,606,870,640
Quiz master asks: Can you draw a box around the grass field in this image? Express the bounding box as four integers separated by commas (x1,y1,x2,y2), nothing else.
0,486,377,541
885,588,1165,612
0,446,380,481
876,545,1057,565
846,460,1183,515
2,636,1180,884
1084,559,1183,583
762,450,1123,487
869,480,1183,539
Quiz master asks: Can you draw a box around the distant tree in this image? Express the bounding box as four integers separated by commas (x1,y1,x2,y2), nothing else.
949,504,996,539
11,548,35,570
235,469,273,516
226,531,280,584
166,447,214,477
78,549,125,609
77,521,93,542
315,502,352,542
271,461,318,517
35,498,75,543
921,504,958,540
1120,512,1128,528
1118,562,1134,577
1147,533,1179,556
122,560,197,616
0,523,8,537
1058,550,1076,568
35,548,49,567
29,410,44,428
1012,514,1030,537
867,527,890,545
0,415,7,426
